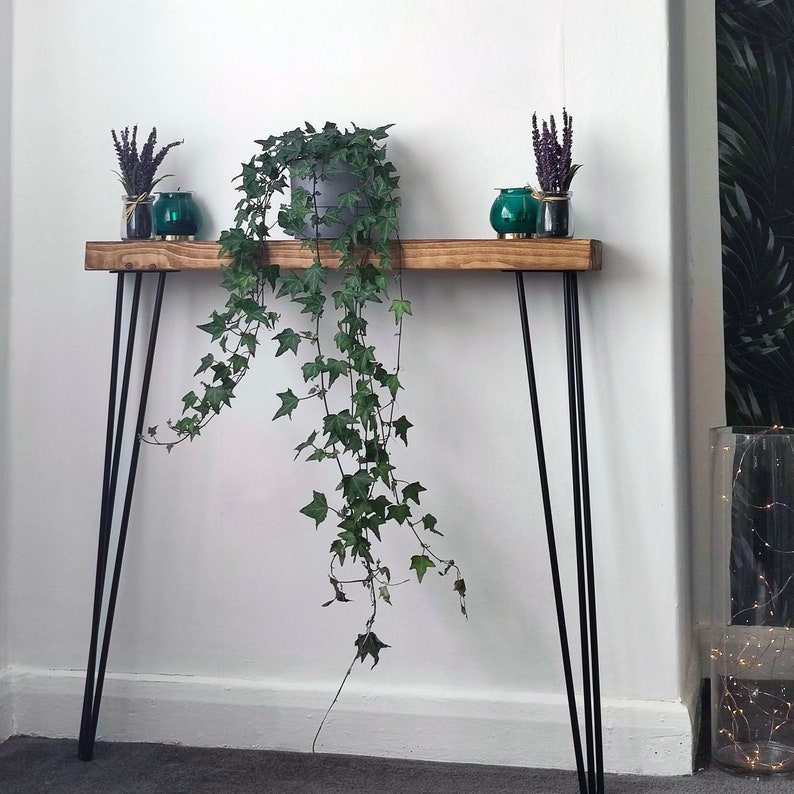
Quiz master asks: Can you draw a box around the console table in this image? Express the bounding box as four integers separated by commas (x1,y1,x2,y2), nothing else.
78,238,604,794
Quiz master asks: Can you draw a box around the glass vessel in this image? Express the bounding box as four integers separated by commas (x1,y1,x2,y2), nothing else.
154,191,202,240
536,191,573,238
710,426,794,776
121,195,155,241
489,187,538,238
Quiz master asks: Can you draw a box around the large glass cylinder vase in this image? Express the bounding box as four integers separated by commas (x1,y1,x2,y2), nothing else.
710,426,794,776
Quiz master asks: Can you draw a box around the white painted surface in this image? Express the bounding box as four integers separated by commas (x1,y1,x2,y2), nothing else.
682,2,725,671
2,0,712,774
0,0,13,742
0,673,12,741
11,665,693,776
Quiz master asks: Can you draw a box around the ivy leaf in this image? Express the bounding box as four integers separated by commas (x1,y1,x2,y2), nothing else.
389,299,412,324
375,213,399,239
323,410,354,440
382,373,401,398
330,538,346,565
295,292,326,317
349,344,376,374
194,353,215,376
300,491,328,527
370,495,391,519
339,470,374,501
321,576,351,607
338,188,361,211
273,389,299,419
392,415,412,444
229,353,248,374
372,458,396,487
379,585,392,605
181,391,198,411
334,330,356,354
303,261,328,293
205,384,233,412
402,482,426,505
455,578,468,618
240,332,257,355
276,270,305,298
147,425,158,437
387,503,411,525
422,513,443,535
302,356,324,382
294,430,318,459
197,312,229,341
355,631,390,668
410,554,436,583
273,328,301,357
325,357,349,386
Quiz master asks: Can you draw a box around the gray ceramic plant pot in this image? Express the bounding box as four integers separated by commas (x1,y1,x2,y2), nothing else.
289,163,366,239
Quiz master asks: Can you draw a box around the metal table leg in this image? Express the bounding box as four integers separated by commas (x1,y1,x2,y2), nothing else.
515,270,602,793
78,271,168,761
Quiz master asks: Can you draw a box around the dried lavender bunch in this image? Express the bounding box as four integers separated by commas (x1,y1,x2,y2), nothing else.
111,125,183,197
531,109,581,194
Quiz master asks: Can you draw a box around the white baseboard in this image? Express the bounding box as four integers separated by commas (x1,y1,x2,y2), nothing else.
8,666,694,776
0,668,12,741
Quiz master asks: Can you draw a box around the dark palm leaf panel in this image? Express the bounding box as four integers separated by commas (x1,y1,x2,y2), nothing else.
716,0,794,628
717,0,794,426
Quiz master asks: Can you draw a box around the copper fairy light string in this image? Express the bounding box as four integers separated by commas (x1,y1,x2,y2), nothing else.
713,426,794,772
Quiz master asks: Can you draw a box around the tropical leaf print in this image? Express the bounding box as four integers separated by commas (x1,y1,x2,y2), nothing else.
717,0,794,425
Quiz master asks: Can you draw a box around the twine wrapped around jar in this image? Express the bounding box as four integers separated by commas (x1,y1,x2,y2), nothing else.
121,194,155,240
534,190,573,238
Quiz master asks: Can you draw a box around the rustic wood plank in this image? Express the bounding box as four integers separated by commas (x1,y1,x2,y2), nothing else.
85,239,602,273
84,241,225,272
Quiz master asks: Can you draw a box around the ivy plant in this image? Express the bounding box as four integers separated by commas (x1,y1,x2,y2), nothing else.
150,122,466,710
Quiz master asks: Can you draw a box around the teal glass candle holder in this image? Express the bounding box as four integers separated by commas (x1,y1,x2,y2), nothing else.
489,187,539,239
154,191,202,240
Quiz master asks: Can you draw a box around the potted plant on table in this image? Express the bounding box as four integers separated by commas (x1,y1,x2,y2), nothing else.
112,125,183,240
150,122,466,734
531,109,581,238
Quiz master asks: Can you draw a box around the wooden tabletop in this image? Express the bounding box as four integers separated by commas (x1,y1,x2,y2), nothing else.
85,239,602,273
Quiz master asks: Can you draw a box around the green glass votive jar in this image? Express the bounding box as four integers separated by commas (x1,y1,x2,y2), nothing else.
154,191,202,240
489,187,539,239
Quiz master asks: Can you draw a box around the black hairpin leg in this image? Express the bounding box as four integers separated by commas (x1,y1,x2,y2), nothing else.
514,271,602,794
78,271,168,761
563,272,603,793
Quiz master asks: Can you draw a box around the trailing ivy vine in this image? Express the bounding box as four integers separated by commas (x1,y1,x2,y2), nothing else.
149,122,466,704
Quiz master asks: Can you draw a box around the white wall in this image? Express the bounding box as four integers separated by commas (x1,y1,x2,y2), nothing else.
682,2,725,669
6,0,701,774
0,0,13,742
670,0,725,708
